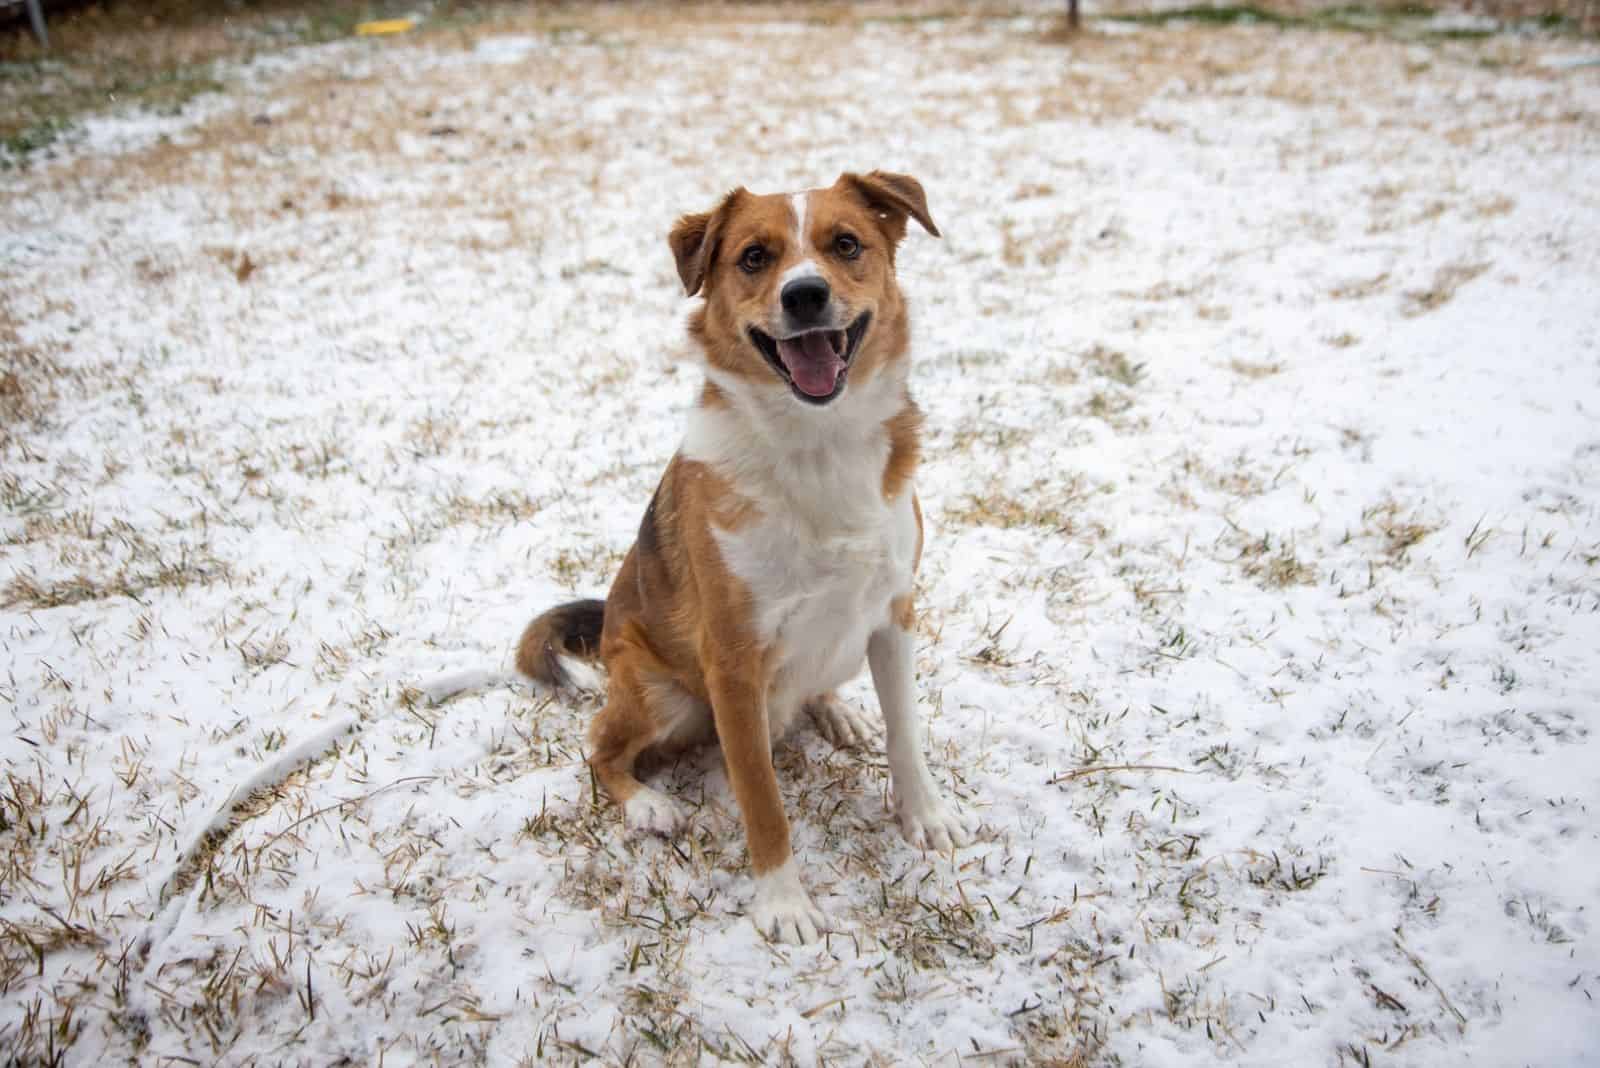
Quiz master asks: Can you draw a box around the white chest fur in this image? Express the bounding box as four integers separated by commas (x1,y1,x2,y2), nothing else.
684,368,919,725
722,477,917,699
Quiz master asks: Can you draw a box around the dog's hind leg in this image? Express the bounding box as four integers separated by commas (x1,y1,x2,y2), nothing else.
587,662,691,836
804,692,878,749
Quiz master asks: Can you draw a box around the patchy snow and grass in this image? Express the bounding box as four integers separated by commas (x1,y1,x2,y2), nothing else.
3,4,1599,1065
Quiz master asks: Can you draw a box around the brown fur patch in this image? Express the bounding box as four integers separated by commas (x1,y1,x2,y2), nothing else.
882,397,923,501
912,492,924,573
699,378,731,410
890,593,916,631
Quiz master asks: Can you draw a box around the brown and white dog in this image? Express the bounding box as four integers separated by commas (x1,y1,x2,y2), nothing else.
516,171,973,944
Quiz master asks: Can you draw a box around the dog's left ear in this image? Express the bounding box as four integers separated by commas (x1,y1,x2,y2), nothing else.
841,171,941,245
668,187,744,297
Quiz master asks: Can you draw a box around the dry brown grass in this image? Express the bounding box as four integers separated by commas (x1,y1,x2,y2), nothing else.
1220,518,1319,589
1330,272,1392,301
0,0,515,148
1229,358,1283,379
946,472,1095,534
1083,344,1146,388
1350,498,1442,565
0,298,64,450
2,518,229,609
948,491,1072,532
1402,261,1492,316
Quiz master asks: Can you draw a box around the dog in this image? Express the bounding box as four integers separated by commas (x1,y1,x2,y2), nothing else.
516,171,972,944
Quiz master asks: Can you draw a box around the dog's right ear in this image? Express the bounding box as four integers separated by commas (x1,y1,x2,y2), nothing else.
668,188,743,297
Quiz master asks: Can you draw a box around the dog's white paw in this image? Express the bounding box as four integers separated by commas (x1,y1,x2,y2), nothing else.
749,860,829,946
896,799,975,852
805,695,878,750
623,788,688,836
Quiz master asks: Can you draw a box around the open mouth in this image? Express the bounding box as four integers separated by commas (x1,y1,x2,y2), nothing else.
748,313,871,406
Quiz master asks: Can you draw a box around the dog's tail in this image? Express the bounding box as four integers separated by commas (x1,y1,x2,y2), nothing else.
516,598,606,692
414,599,606,706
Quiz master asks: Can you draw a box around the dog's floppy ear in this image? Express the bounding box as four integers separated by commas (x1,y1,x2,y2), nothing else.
668,187,744,297
842,171,941,245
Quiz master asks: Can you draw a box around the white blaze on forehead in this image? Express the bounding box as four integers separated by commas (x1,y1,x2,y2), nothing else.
782,190,821,286
791,191,812,251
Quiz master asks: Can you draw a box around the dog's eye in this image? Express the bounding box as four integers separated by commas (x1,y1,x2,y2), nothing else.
739,245,768,273
834,233,861,259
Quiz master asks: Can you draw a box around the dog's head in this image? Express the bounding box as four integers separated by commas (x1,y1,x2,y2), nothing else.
670,172,939,408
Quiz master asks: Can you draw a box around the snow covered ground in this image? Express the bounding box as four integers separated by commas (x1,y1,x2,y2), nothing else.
3,4,1599,1064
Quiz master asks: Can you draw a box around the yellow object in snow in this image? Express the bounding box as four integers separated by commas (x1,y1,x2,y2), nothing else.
355,18,415,36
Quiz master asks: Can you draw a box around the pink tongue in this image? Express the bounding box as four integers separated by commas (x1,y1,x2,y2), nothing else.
776,333,844,397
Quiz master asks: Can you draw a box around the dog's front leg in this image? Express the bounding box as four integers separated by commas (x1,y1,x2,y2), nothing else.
868,621,975,851
708,668,828,945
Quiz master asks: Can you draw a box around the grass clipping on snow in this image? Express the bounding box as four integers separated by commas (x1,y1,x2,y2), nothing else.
3,5,1600,1066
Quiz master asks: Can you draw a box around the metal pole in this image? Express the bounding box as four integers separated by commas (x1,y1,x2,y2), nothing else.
26,0,48,48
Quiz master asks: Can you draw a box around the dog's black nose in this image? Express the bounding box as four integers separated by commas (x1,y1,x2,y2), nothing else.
781,276,831,322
